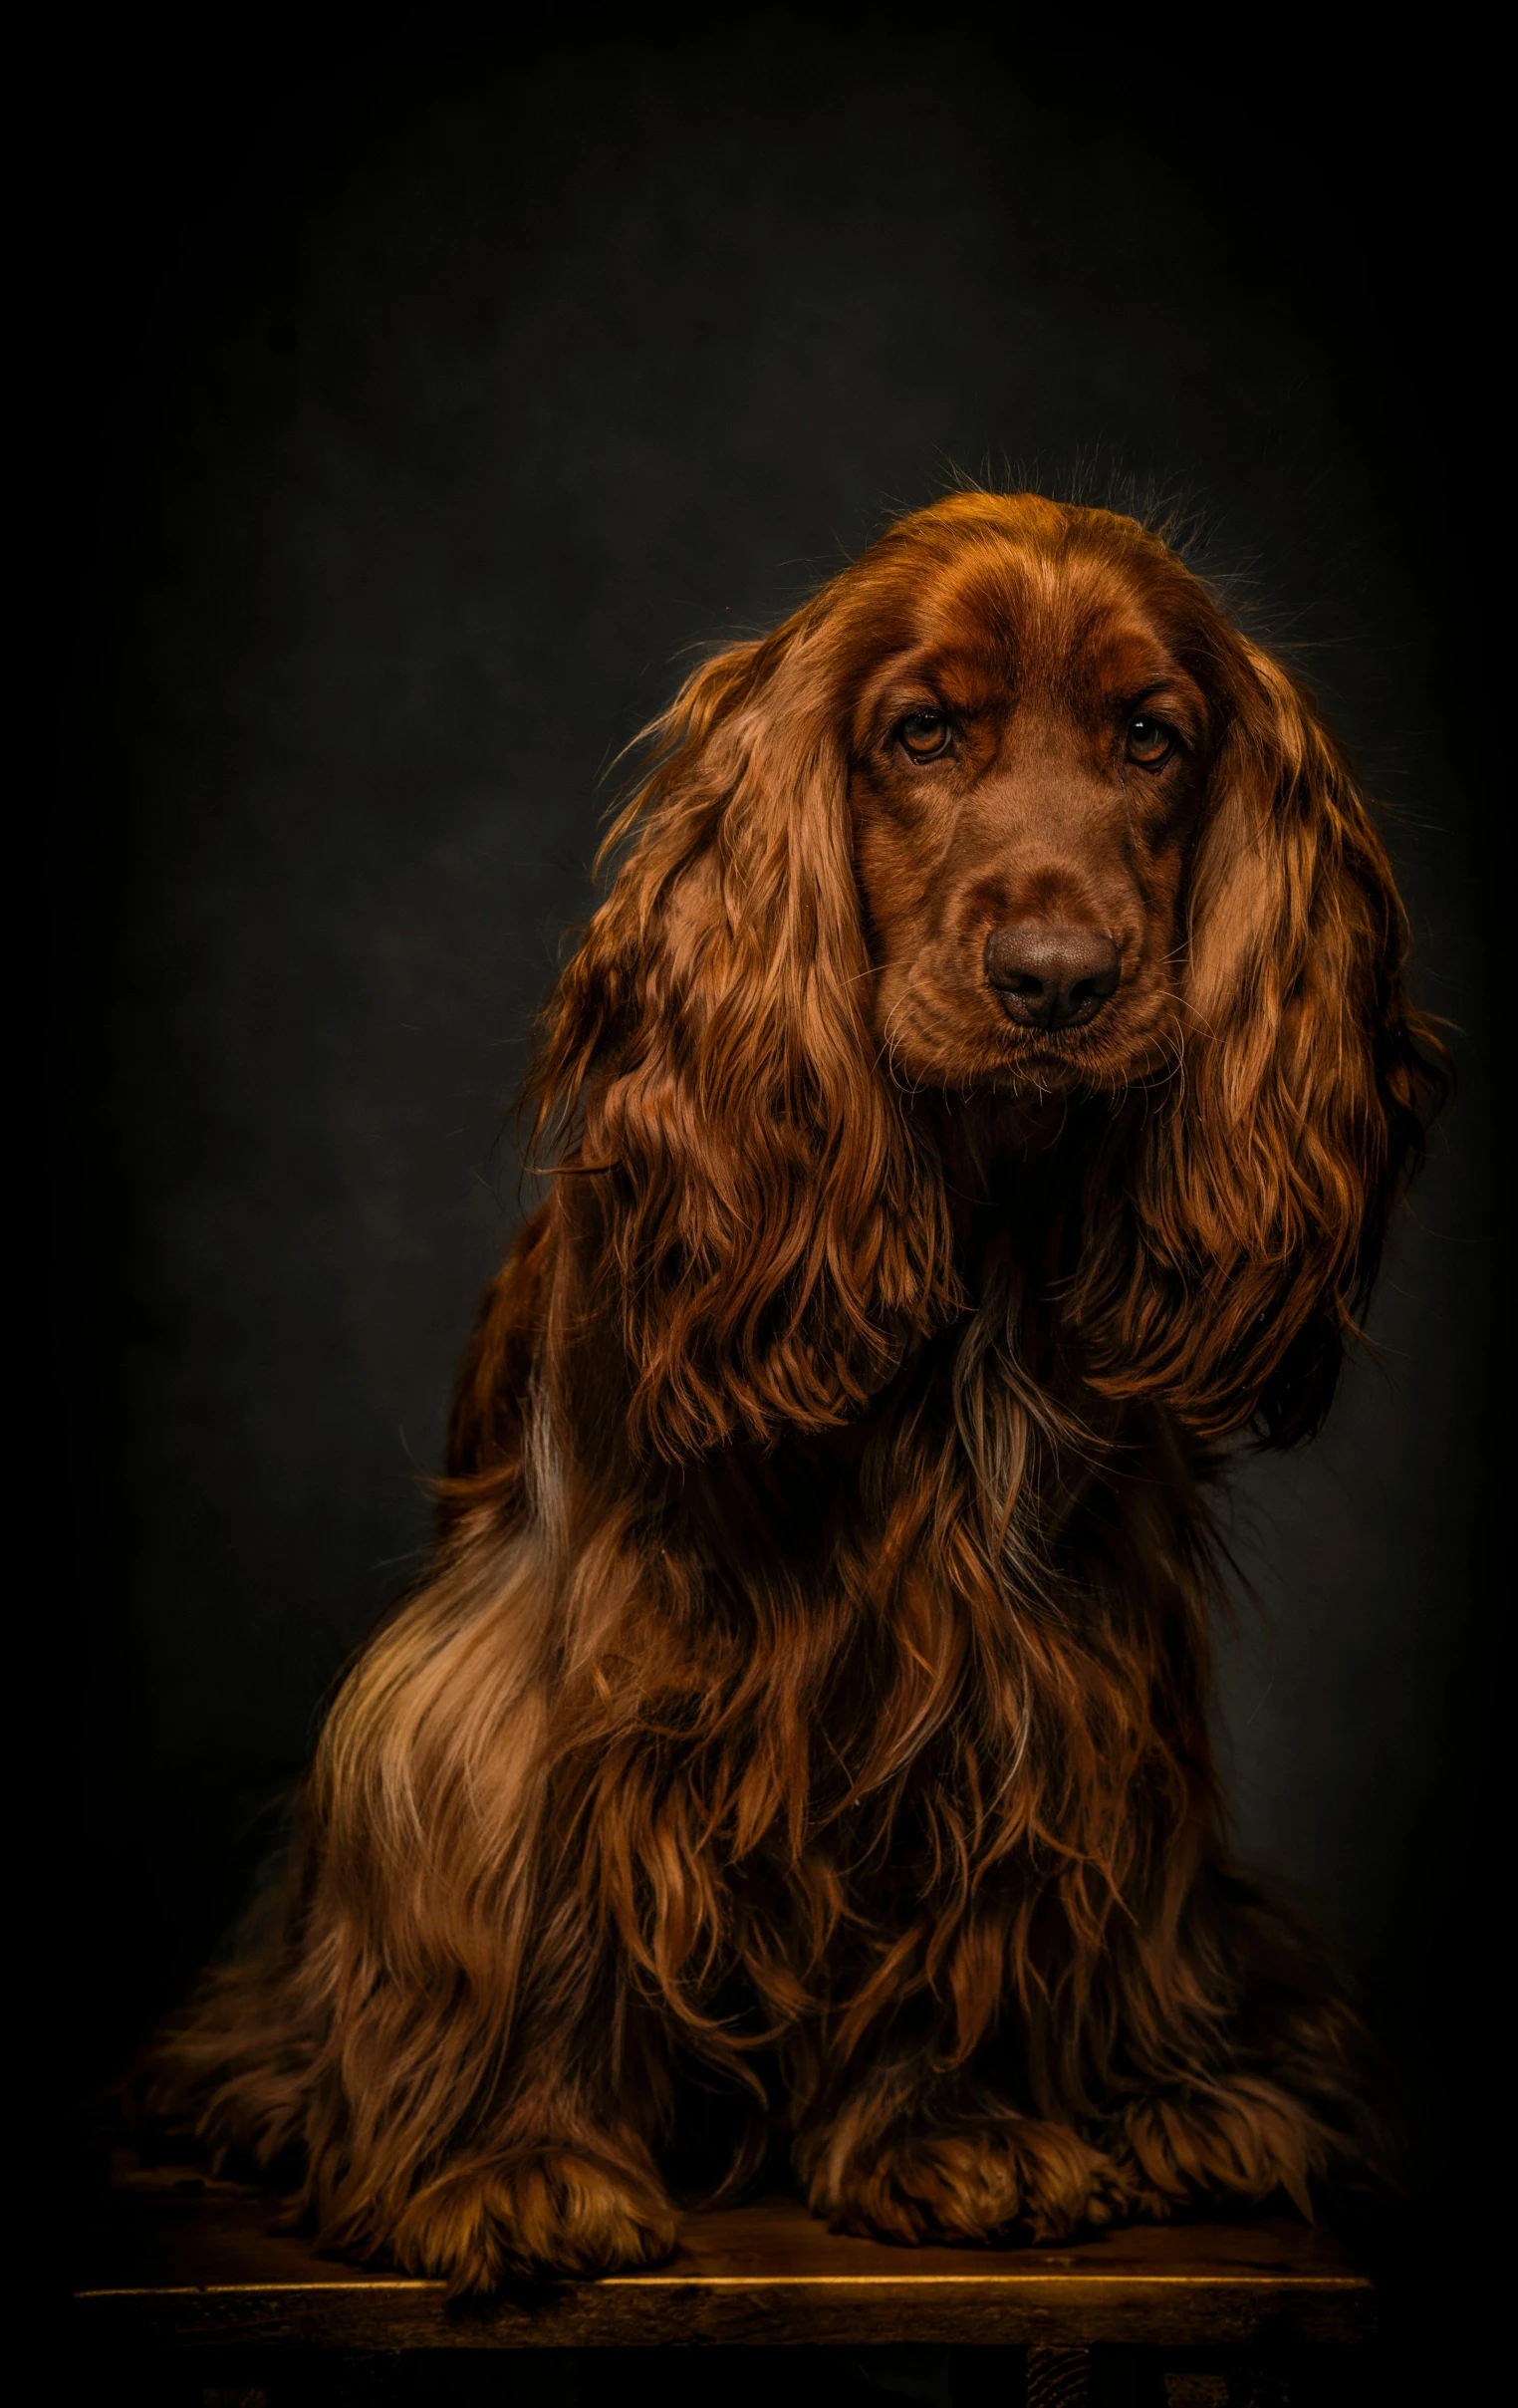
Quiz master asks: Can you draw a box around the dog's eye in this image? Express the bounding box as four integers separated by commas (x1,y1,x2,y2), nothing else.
1126,717,1174,767
898,710,952,760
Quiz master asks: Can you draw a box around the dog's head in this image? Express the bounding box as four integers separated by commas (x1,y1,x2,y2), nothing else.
841,494,1220,1096
537,493,1444,1458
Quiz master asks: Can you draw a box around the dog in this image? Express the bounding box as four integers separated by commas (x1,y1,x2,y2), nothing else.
160,490,1443,2292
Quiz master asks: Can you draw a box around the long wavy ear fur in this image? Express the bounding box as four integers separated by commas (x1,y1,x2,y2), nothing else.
1072,637,1447,1443
531,623,957,1461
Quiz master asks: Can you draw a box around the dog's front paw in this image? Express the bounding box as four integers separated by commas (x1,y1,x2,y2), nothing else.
805,2118,1131,2246
389,2148,679,2291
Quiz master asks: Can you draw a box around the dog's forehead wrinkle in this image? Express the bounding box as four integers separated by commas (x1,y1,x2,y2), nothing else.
896,548,1191,729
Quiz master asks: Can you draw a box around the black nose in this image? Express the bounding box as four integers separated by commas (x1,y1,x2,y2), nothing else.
984,924,1122,1030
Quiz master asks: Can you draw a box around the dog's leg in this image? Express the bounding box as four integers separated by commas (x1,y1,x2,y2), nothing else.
309,1987,682,2294
1098,1992,1379,2219
383,2070,680,2292
1095,1869,1384,2220
1100,2076,1328,2223
196,1540,688,2293
793,2059,1133,2246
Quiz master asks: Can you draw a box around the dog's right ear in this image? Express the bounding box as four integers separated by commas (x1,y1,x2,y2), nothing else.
532,627,956,1462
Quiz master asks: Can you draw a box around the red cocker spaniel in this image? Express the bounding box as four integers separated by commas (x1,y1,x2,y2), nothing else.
163,491,1443,2291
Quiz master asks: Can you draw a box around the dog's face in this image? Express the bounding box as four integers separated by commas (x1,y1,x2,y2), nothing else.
845,526,1218,1094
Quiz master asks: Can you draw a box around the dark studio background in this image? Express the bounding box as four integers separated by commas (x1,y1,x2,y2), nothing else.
44,0,1501,2380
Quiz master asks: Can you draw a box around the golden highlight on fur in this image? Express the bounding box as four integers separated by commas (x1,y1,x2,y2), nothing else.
153,493,1445,2292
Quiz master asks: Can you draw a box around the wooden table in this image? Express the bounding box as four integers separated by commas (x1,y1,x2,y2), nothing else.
71,2160,1377,2403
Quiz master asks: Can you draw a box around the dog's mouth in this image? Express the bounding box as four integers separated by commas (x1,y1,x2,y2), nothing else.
986,983,1122,1049
990,985,1114,1035
981,981,1180,1094
877,950,1168,1094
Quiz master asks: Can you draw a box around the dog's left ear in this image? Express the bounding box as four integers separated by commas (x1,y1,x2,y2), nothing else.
1072,639,1447,1442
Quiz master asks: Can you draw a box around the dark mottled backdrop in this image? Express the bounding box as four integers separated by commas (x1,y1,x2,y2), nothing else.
54,11,1495,2215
